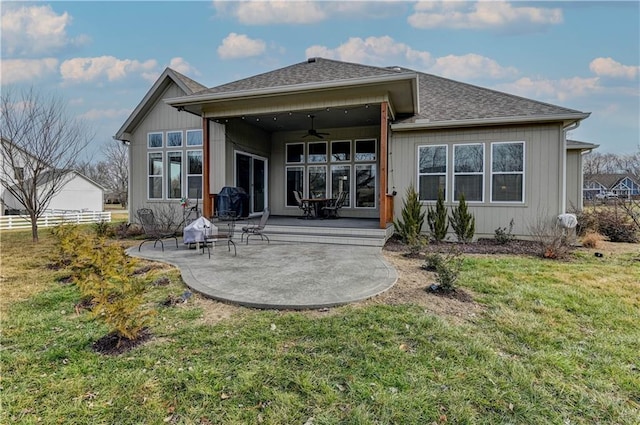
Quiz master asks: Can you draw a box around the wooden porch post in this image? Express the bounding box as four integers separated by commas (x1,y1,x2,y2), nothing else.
379,102,389,229
202,116,212,217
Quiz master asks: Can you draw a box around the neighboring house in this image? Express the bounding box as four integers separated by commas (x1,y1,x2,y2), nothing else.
584,173,640,200
1,139,104,215
116,58,594,238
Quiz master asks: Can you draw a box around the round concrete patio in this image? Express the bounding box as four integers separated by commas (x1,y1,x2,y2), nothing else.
128,240,397,309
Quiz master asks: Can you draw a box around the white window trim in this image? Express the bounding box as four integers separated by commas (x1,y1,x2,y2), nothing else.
330,164,352,208
307,164,328,199
285,165,305,208
330,140,351,163
166,150,183,200
453,143,484,203
354,163,377,209
307,141,328,163
286,142,305,164
417,144,448,202
354,138,377,162
148,132,163,149
166,130,183,148
490,141,525,204
186,149,203,200
147,151,163,200
186,129,203,147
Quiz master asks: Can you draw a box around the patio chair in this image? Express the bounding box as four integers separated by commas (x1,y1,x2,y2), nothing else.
241,208,271,244
137,208,179,252
202,221,236,258
293,190,312,219
322,191,347,219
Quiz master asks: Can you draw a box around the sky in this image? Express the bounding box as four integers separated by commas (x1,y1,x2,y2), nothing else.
1,0,639,161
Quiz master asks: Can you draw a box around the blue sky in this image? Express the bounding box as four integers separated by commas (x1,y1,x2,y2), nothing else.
2,1,638,160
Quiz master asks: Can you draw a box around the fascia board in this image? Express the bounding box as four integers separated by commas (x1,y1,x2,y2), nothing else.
391,113,591,131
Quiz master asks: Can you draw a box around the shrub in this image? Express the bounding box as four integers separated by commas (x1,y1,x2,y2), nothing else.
393,184,426,244
427,189,448,242
576,207,639,243
450,194,475,243
494,219,515,245
422,250,462,292
93,220,112,238
528,215,571,259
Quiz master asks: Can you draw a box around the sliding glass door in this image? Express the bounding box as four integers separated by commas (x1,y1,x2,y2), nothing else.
235,151,268,215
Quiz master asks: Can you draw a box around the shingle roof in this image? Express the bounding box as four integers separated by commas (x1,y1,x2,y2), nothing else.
586,173,639,189
170,69,208,94
197,58,401,95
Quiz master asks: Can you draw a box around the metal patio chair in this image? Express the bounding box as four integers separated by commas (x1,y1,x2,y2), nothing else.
293,190,312,219
240,208,271,244
322,191,347,219
202,221,236,258
137,208,179,252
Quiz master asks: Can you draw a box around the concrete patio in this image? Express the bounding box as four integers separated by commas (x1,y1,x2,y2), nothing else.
127,238,397,310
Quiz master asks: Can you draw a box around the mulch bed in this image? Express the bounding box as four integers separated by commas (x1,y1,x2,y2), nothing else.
384,236,542,256
91,328,151,356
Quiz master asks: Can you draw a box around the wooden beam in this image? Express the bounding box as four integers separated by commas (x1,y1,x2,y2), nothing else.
202,116,212,217
379,102,389,229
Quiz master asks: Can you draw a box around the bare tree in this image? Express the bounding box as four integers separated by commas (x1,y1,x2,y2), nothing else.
101,139,129,208
1,87,92,242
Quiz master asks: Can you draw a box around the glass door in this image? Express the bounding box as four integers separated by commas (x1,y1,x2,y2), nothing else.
235,152,268,215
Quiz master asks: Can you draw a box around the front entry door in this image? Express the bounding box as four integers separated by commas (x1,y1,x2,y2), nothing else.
235,152,268,215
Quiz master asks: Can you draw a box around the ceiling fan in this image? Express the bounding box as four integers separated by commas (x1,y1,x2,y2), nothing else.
302,115,329,139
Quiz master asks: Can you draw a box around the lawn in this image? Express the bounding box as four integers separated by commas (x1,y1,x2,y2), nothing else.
1,229,638,424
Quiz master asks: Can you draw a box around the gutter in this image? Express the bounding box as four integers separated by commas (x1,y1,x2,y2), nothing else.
165,73,419,107
391,113,591,130
561,120,583,214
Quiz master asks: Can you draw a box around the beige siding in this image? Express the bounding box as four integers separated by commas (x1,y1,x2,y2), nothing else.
129,83,203,222
390,124,565,238
566,150,584,211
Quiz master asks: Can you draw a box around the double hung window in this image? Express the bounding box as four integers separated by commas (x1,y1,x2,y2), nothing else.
491,142,524,202
418,145,447,201
453,144,484,202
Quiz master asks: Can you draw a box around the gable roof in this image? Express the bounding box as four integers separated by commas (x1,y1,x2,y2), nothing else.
165,57,589,129
585,173,640,189
114,68,207,141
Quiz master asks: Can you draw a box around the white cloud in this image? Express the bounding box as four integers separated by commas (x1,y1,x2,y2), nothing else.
408,1,562,32
218,33,266,59
1,5,88,56
590,57,639,80
168,57,198,75
429,54,518,80
215,0,327,25
1,58,59,85
79,108,131,121
497,76,601,102
60,56,157,83
306,36,432,68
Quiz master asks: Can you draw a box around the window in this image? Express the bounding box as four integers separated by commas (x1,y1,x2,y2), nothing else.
355,164,376,208
186,129,203,146
331,140,351,162
167,131,183,147
13,167,24,181
148,132,163,148
187,150,203,199
308,142,327,163
148,152,163,199
286,143,304,163
355,139,376,161
418,145,447,201
308,166,327,198
331,165,351,207
286,166,304,207
167,152,182,199
491,142,524,202
454,144,484,202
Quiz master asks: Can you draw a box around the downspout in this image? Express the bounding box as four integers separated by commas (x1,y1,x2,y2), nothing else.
562,121,581,213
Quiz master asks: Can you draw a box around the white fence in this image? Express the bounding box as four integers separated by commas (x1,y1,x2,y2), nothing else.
0,211,112,231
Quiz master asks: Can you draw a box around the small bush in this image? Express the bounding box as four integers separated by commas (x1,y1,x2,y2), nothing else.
93,220,112,238
576,207,639,243
427,189,448,242
528,215,571,259
422,252,444,272
581,231,605,248
422,250,462,293
406,233,428,257
450,194,475,243
494,219,515,245
393,184,426,244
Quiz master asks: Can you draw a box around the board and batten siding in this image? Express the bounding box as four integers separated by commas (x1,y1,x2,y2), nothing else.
390,123,565,238
565,150,584,211
129,83,202,220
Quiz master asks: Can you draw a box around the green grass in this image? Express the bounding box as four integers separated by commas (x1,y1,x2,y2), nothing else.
1,229,639,424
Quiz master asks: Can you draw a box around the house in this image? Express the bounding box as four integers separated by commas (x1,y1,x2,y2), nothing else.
1,138,104,215
584,173,640,200
566,140,599,210
115,57,593,238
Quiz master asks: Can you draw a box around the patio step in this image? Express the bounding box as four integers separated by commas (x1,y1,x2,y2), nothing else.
234,223,393,247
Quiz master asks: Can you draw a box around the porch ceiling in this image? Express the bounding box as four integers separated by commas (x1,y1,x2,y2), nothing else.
214,104,382,134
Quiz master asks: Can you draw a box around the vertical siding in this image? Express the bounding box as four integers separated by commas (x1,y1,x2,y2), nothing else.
565,151,583,211
129,83,202,220
391,123,565,238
